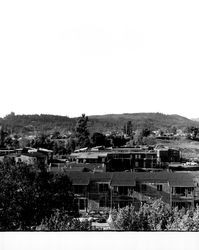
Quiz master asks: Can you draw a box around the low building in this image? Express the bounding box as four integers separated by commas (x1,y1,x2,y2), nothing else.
48,162,106,173
70,148,158,172
18,152,48,168
156,147,181,165
107,150,157,171
70,152,108,164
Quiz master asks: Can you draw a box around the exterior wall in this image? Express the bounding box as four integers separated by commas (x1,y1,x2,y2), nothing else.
107,152,157,171
72,182,111,212
72,185,88,195
74,197,88,212
192,175,199,203
19,154,48,169
156,149,169,163
112,186,140,209
48,162,66,172
134,181,171,204
70,175,196,213
157,149,181,163
20,155,37,165
168,149,181,162
171,187,194,208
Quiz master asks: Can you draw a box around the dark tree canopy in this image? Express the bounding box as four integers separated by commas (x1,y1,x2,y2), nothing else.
124,121,133,137
0,161,77,230
91,132,106,147
75,114,90,148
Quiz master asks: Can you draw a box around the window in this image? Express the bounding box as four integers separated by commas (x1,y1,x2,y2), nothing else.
79,199,85,210
175,187,185,196
99,198,106,207
74,185,84,194
187,187,193,193
141,184,147,191
186,187,193,196
157,185,162,191
99,183,109,192
118,186,128,195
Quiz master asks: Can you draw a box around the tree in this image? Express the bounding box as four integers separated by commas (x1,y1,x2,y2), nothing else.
65,138,76,154
142,135,156,145
31,133,54,150
0,161,77,230
187,127,199,140
171,126,177,135
37,210,92,231
75,114,90,148
51,131,61,139
133,129,143,145
141,128,151,137
0,126,9,148
111,135,126,147
108,199,199,231
124,121,133,137
91,132,106,147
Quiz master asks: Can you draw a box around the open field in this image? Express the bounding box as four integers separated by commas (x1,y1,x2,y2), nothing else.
156,138,199,160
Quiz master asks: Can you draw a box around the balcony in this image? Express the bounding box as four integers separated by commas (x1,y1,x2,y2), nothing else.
172,193,194,200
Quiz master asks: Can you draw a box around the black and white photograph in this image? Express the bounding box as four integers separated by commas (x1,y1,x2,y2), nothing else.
0,0,199,249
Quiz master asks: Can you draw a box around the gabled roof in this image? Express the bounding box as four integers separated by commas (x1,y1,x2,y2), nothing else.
168,173,194,187
66,172,91,185
134,172,194,187
134,172,169,182
21,152,46,158
65,171,195,188
63,166,85,172
111,172,136,186
90,172,112,182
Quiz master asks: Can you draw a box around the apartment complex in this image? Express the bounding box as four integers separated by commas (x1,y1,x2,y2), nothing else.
65,171,195,212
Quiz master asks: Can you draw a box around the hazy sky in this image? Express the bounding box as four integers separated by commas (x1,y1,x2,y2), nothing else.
0,1,199,119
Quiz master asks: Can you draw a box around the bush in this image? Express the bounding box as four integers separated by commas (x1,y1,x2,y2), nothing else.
109,199,199,231
37,210,92,231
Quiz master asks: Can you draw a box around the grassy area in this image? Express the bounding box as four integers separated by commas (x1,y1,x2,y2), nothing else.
156,137,199,160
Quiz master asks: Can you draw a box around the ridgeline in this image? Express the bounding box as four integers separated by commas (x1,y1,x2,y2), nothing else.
0,112,198,134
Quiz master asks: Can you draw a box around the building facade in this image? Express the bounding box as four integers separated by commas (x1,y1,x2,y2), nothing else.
65,171,195,212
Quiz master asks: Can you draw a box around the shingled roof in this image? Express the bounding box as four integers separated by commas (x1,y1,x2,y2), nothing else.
134,172,194,187
111,172,136,186
65,172,91,185
65,171,194,187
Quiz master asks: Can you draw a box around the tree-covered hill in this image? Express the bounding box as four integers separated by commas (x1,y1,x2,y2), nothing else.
0,112,198,134
89,113,199,132
1,113,77,134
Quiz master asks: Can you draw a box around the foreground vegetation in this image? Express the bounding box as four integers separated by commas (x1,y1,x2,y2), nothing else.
109,199,199,231
0,160,78,230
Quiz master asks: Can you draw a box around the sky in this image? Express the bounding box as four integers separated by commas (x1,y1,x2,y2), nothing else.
0,1,199,119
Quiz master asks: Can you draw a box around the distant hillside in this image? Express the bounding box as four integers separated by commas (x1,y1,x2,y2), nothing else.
192,118,199,122
1,114,77,134
0,112,198,134
88,113,199,132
